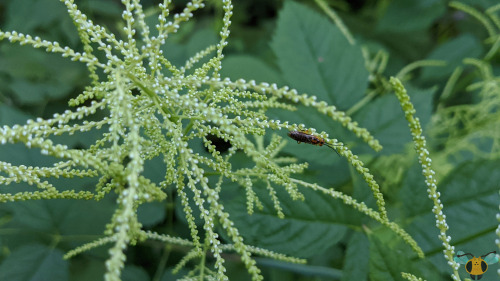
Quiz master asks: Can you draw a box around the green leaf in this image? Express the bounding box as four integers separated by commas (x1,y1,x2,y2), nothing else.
342,232,369,281
256,257,342,279
420,34,482,82
220,55,284,85
142,155,167,184
436,160,499,242
377,0,446,33
0,46,87,105
354,85,434,154
161,27,218,68
175,186,203,226
122,266,150,281
9,79,72,105
6,196,114,237
457,0,499,10
70,259,106,281
9,78,48,104
368,236,409,281
186,28,219,60
48,127,107,150
86,0,123,17
160,268,190,281
0,104,32,126
351,165,377,210
137,202,166,227
403,159,500,271
0,244,68,281
268,0,373,161
0,47,47,78
0,142,57,168
5,0,68,32
224,183,353,258
399,162,433,217
271,1,368,110
367,226,442,280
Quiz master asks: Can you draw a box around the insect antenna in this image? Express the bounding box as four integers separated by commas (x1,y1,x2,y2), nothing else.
326,143,341,156
481,251,496,258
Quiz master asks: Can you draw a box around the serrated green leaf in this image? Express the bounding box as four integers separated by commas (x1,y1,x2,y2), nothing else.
69,258,106,281
420,34,482,82
220,55,284,85
175,185,203,226
224,184,354,258
377,0,446,33
86,0,123,17
122,265,150,281
0,142,56,168
161,27,217,68
256,257,342,279
0,104,32,126
0,244,68,281
456,0,499,10
404,159,500,269
0,46,87,105
0,47,47,78
186,28,219,59
160,267,190,281
142,155,167,184
271,1,368,110
137,202,166,227
436,160,499,242
5,0,68,32
399,162,433,217
9,79,45,104
48,127,107,150
369,236,409,281
6,195,114,237
9,79,73,105
354,85,434,154
342,232,369,281
351,165,377,210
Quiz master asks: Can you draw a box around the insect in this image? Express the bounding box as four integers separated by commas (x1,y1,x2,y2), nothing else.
454,251,499,280
287,130,340,155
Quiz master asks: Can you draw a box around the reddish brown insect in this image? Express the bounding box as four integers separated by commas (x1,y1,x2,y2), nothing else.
287,130,325,146
287,130,340,155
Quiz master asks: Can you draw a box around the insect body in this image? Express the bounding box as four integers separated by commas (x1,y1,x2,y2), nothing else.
287,130,325,146
287,130,340,155
454,251,499,280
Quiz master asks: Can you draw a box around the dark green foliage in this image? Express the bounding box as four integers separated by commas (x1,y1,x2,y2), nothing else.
1,0,499,281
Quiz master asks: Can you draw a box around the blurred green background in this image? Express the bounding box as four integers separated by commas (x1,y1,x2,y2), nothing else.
0,0,499,280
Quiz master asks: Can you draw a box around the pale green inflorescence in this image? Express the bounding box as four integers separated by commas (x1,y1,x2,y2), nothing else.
0,0,428,280
401,272,425,281
390,77,460,281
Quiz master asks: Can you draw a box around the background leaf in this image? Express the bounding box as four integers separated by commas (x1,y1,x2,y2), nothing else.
122,266,150,281
220,55,284,85
342,231,370,281
402,159,500,273
376,0,446,33
224,182,356,258
1,0,500,280
0,244,68,281
368,236,410,281
270,1,368,110
420,34,482,82
354,85,434,154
